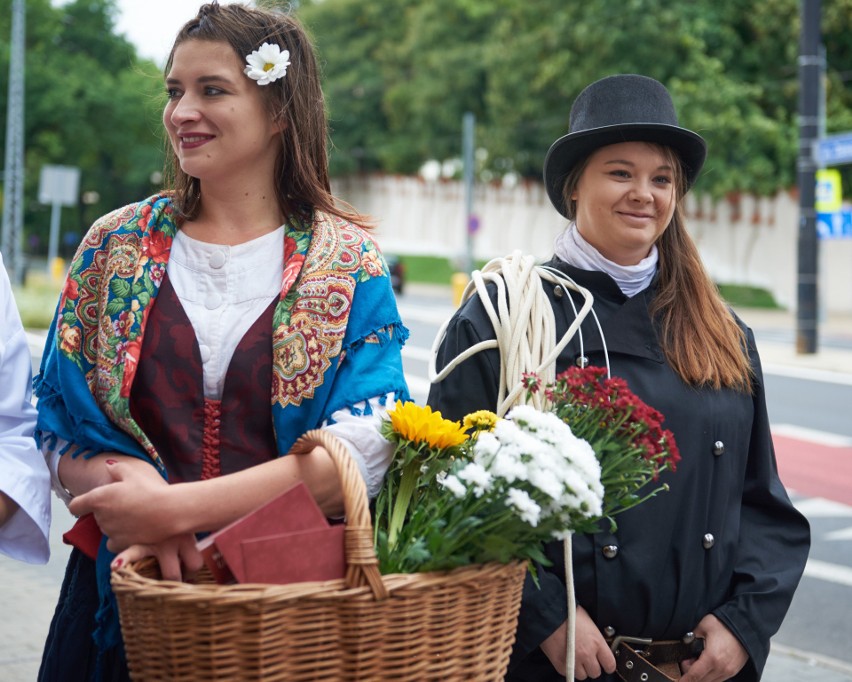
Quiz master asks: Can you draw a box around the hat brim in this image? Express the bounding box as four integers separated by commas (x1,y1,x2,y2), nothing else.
543,123,707,217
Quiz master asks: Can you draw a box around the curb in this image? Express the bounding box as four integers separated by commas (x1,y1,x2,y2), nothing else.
771,642,852,678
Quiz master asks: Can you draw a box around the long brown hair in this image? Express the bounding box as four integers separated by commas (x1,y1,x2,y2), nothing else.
562,144,753,392
163,2,370,228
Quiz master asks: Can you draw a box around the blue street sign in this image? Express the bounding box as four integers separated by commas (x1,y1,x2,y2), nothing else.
817,210,852,239
815,132,852,167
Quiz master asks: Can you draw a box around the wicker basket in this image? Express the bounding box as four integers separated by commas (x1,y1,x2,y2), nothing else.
112,429,527,681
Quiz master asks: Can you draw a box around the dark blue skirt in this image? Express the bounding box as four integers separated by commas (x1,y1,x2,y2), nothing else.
39,548,130,682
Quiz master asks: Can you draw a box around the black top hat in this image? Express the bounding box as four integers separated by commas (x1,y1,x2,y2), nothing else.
543,74,707,217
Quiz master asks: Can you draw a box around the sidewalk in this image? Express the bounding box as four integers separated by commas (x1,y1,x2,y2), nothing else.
732,305,852,376
764,644,852,681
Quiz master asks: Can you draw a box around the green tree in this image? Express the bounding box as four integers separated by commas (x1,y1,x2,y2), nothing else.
377,0,498,173
0,0,164,255
298,0,407,175
297,0,852,198
472,0,799,196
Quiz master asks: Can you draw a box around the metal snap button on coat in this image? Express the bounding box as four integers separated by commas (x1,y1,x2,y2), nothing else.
602,544,619,559
702,533,715,549
576,355,590,368
713,441,725,456
554,285,564,298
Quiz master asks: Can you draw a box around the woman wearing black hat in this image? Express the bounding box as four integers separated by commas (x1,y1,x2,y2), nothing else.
429,74,809,681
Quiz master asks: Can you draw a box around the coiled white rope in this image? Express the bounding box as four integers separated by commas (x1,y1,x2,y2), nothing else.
429,250,610,680
429,251,597,416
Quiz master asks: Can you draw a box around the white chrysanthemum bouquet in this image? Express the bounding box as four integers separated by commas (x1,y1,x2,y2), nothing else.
374,366,680,575
374,403,605,574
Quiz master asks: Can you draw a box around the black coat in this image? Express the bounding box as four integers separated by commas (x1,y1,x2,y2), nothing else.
428,259,810,681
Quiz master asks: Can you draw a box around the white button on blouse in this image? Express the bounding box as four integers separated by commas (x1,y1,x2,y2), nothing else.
168,227,284,399
208,249,227,269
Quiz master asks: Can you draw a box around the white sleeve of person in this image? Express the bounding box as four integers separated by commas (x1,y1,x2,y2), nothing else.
0,255,51,564
323,393,394,499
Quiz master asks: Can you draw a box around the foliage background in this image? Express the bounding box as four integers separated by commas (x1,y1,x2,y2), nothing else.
296,0,852,198
1,0,851,256
0,0,164,255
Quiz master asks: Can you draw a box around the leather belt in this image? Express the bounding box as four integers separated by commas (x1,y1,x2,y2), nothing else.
611,634,705,682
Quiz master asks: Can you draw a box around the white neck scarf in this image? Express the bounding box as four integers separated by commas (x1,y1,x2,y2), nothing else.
553,223,658,297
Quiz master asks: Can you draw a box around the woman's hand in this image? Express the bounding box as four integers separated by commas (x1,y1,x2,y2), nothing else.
540,605,616,679
680,614,748,681
69,459,176,551
573,605,617,679
111,532,204,582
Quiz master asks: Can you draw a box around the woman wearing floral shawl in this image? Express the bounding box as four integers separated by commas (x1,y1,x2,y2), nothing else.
35,4,409,680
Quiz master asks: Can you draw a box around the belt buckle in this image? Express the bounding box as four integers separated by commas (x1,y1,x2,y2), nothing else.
610,635,654,655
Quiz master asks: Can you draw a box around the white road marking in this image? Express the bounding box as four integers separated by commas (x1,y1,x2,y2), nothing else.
792,497,852,518
401,345,434,362
397,303,455,326
825,527,852,541
405,375,432,399
763,362,852,386
772,424,852,447
804,558,852,588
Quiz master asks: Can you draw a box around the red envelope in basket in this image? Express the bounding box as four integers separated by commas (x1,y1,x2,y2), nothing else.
197,480,335,584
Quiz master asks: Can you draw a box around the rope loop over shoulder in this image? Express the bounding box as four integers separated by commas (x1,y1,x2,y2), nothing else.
429,250,608,681
429,250,601,417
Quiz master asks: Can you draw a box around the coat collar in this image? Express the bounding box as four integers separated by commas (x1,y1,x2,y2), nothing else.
545,257,665,364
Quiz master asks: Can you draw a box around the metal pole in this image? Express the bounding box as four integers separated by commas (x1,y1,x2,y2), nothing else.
47,200,61,268
462,111,475,275
796,0,821,354
1,0,25,285
818,44,827,140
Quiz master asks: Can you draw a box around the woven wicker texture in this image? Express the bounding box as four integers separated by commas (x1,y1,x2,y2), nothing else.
112,429,527,681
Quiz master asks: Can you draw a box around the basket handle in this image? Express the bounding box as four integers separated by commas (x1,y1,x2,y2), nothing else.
290,429,389,600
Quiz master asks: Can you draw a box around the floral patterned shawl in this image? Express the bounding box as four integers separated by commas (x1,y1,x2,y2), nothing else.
34,193,410,657
35,193,410,470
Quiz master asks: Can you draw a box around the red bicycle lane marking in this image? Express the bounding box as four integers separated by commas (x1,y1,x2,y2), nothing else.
772,433,852,506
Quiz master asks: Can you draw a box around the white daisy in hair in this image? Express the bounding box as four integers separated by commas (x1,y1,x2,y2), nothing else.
244,42,291,85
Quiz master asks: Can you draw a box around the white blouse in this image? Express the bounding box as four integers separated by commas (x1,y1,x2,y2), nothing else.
48,228,394,502
0,253,51,564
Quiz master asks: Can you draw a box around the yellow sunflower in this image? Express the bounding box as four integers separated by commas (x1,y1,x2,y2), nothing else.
388,401,468,450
